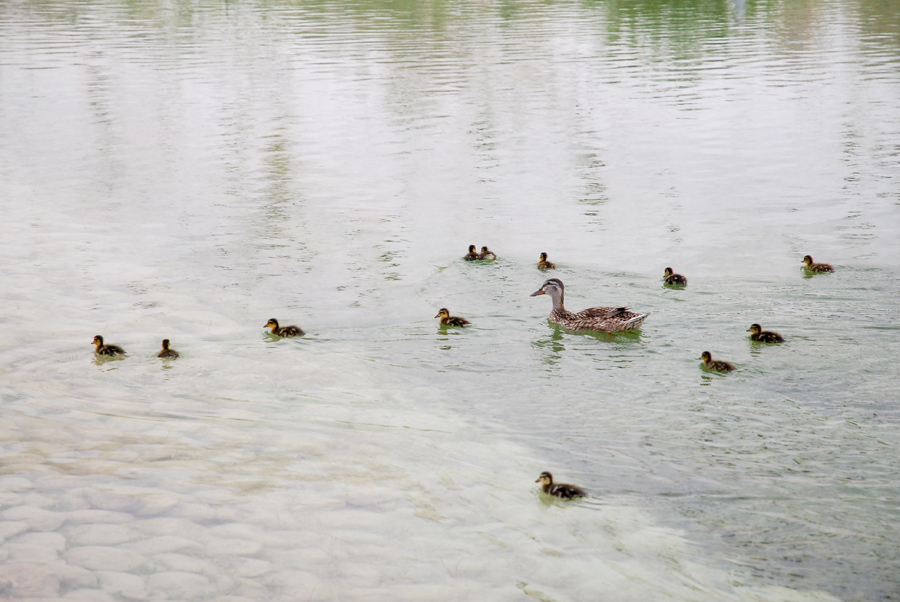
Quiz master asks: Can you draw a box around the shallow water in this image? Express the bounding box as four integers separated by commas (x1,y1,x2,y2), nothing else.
1,0,899,600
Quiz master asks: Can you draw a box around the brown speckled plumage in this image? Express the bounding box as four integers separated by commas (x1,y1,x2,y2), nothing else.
530,278,649,332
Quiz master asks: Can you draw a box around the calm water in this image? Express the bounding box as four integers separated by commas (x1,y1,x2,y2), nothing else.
1,0,899,600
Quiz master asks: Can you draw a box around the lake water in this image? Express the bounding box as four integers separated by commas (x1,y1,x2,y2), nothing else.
1,0,899,600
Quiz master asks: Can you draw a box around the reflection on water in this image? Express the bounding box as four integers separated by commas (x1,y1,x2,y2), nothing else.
2,0,900,600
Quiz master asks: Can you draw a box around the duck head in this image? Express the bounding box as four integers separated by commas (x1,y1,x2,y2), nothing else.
535,471,553,485
747,324,762,334
435,308,450,319
664,267,674,278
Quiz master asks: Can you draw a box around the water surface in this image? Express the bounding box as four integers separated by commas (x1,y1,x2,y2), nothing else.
1,0,899,600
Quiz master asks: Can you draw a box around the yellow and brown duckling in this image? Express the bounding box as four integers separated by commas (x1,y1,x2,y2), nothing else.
265,318,304,337
802,255,834,273
464,244,479,261
435,308,470,327
92,335,125,356
478,246,497,261
157,339,179,358
663,267,687,286
537,252,555,271
531,278,650,332
747,324,783,343
535,471,585,499
699,351,735,372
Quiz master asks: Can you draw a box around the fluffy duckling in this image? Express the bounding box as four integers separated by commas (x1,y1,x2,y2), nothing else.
435,308,470,327
157,339,179,358
531,278,650,332
663,267,687,286
92,335,125,356
537,252,556,271
699,351,735,372
464,245,479,261
478,246,497,261
265,318,304,337
747,324,783,343
802,255,834,273
535,471,585,499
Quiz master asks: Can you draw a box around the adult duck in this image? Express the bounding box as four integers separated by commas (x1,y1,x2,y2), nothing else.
530,278,649,332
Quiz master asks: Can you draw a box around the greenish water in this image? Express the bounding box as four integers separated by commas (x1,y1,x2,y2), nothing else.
1,0,899,600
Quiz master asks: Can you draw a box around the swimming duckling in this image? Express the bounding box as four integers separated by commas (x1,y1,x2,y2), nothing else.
699,351,735,372
265,318,304,337
478,246,497,261
464,245,479,261
531,278,650,332
535,471,585,499
92,335,125,356
663,267,687,286
802,255,834,273
435,308,470,327
157,339,179,358
747,324,783,343
537,252,556,271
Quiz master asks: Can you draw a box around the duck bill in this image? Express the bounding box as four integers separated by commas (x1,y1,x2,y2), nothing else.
434,313,441,319
534,478,541,483
530,289,545,297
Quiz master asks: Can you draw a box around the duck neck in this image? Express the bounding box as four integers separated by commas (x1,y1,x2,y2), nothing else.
547,288,565,312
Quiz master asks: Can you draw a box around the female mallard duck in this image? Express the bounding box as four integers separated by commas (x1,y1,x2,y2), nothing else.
435,308,470,327
92,335,125,356
699,351,735,372
157,339,179,358
802,255,834,273
464,244,479,261
537,252,556,271
530,278,649,332
747,324,783,343
663,267,687,286
265,318,304,337
478,246,497,261
535,471,585,499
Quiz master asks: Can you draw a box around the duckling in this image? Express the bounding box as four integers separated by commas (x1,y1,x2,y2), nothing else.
746,323,783,343
92,335,125,356
464,244,479,261
802,255,834,273
699,351,735,372
265,318,304,337
535,471,585,499
663,267,687,286
478,246,497,261
157,339,179,358
531,278,650,332
435,308,470,327
537,252,556,271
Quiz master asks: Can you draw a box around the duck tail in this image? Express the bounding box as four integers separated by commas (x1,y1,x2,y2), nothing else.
622,312,650,330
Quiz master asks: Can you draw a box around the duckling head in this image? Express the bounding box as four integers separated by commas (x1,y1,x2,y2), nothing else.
161,339,171,349
699,351,712,363
802,255,814,267
535,471,553,485
539,252,549,262
664,267,674,278
435,308,450,320
266,318,279,329
468,244,476,253
481,246,491,254
92,335,103,347
747,324,762,334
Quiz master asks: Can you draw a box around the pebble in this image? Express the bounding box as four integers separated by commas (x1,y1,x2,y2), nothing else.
64,509,134,525
0,506,66,531
0,561,60,597
145,571,215,599
65,545,148,572
96,570,149,601
67,523,138,546
0,520,29,542
131,535,203,555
